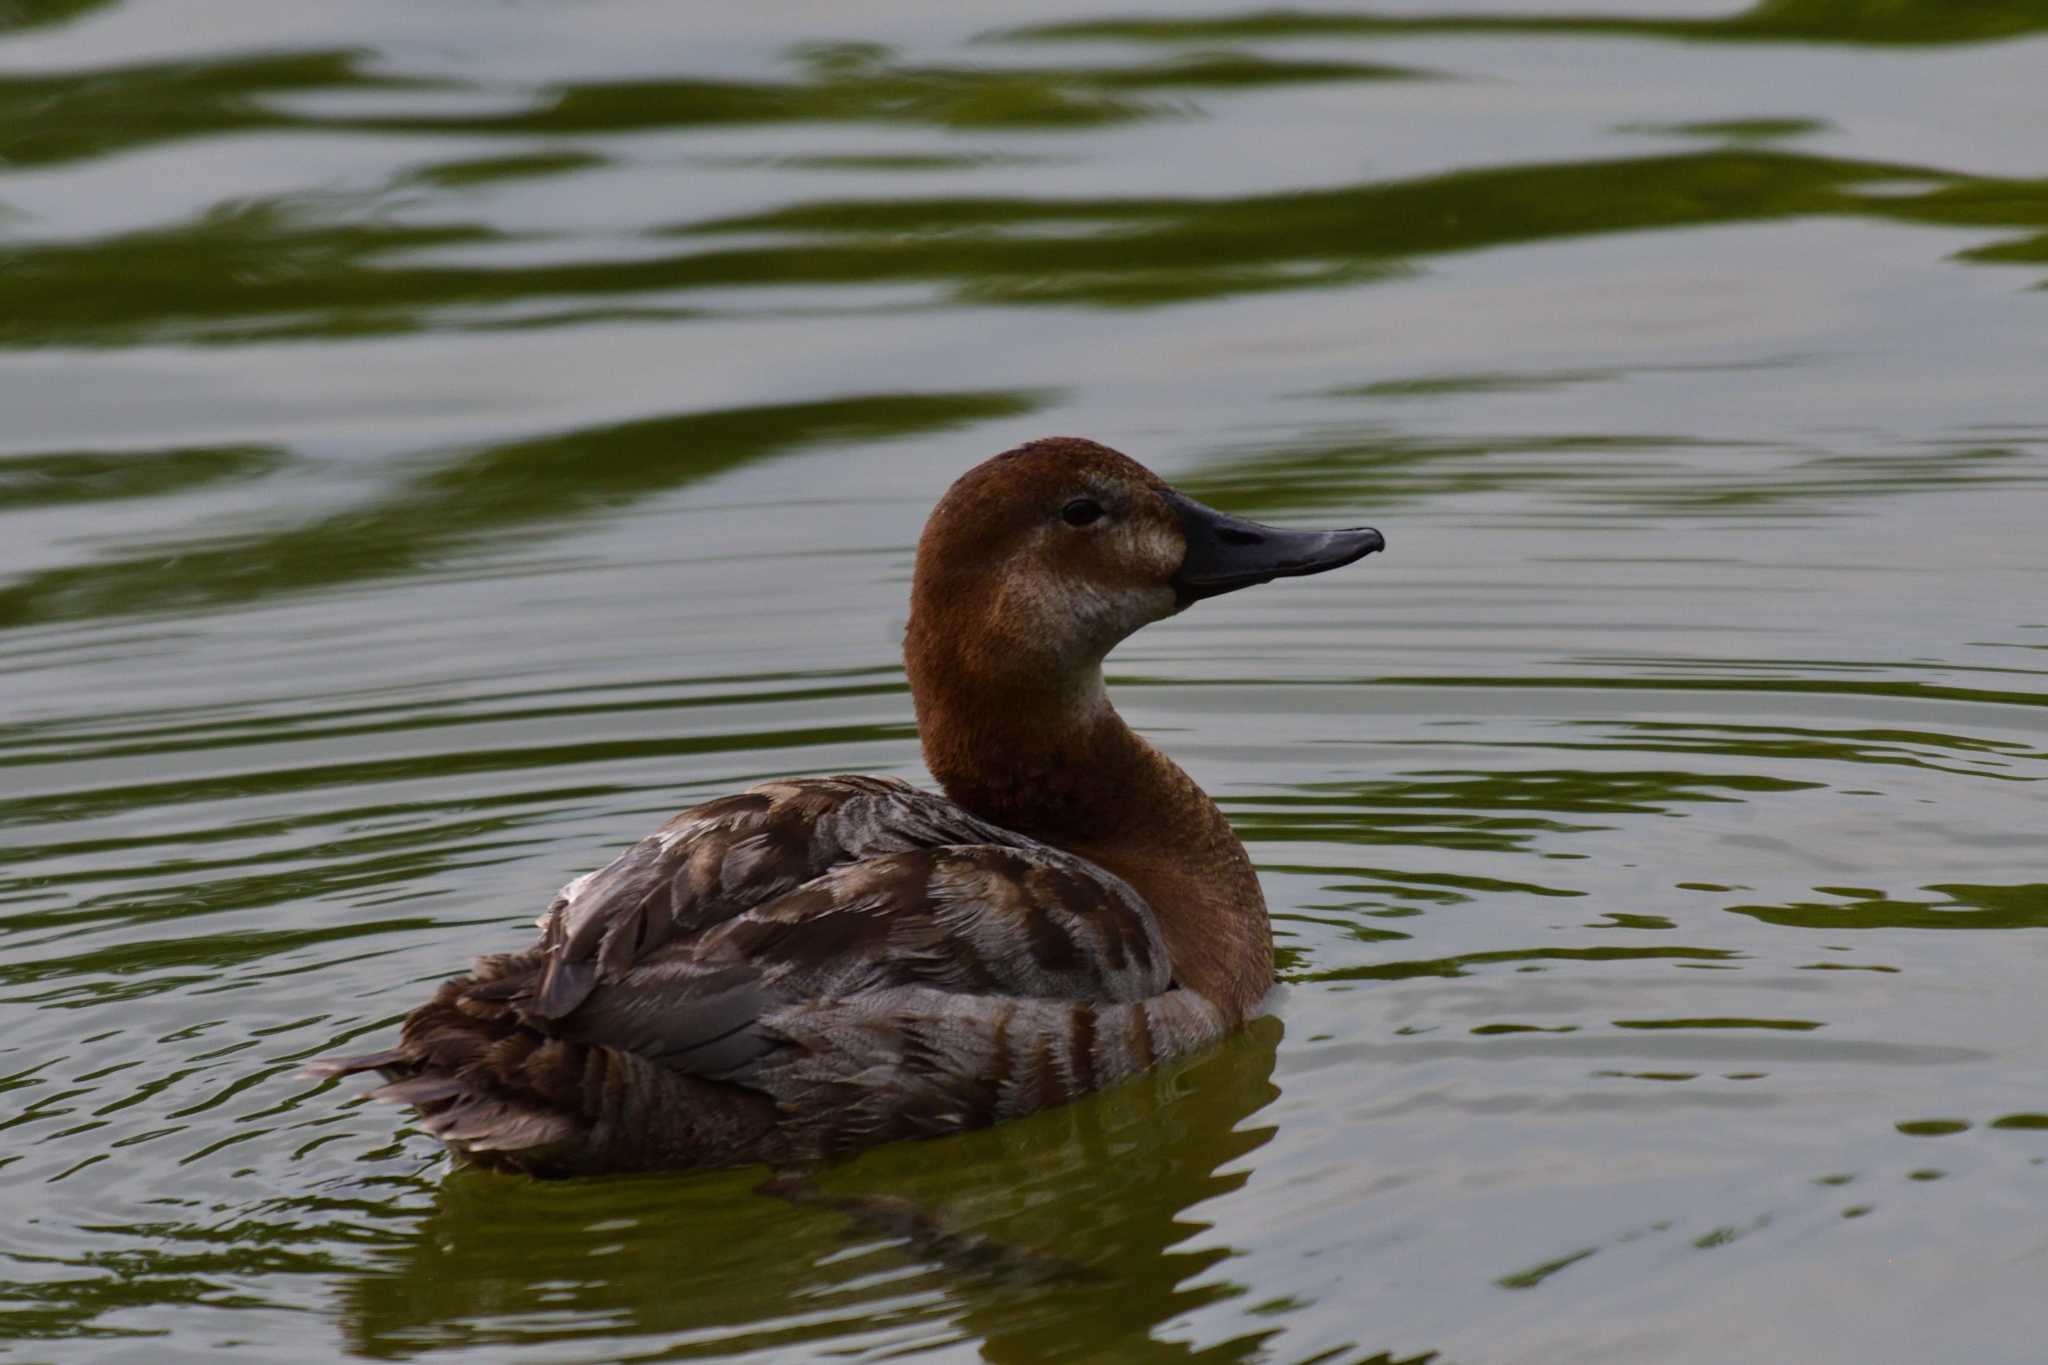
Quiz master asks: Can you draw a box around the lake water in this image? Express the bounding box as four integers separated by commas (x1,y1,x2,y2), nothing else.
4,1,2047,1360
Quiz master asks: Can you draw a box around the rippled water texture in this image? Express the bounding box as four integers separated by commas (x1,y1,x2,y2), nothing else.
4,1,2047,1360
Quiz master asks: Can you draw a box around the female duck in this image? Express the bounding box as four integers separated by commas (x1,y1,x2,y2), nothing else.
316,437,1381,1175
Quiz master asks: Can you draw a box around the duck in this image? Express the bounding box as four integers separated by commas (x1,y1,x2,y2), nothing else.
312,436,1382,1176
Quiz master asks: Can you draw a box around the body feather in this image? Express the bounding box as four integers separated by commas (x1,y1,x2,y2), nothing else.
312,776,1223,1175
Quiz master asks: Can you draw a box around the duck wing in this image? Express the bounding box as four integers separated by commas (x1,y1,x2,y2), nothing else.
547,839,1176,1059
530,775,1035,1018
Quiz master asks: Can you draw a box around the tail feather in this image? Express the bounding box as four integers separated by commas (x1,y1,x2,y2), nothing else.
312,954,780,1176
368,1074,470,1107
419,1092,574,1150
455,1110,579,1154
302,1048,409,1079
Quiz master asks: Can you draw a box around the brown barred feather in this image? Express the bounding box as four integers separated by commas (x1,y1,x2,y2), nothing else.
310,775,1225,1176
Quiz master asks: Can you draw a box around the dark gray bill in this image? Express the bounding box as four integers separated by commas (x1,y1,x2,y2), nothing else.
1163,489,1384,607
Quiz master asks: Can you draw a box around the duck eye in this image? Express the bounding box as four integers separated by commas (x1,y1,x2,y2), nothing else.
1061,497,1105,528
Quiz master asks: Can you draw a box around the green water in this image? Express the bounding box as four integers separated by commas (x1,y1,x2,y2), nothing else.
4,1,2047,1360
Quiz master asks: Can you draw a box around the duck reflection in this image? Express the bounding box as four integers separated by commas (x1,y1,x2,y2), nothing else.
336,1016,1282,1361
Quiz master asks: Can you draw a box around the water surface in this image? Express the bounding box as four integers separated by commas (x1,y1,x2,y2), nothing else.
3,1,2047,1361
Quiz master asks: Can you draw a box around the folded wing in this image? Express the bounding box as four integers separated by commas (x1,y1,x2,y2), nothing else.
530,774,1036,1017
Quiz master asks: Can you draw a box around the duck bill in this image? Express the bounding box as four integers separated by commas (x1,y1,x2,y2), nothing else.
1163,489,1384,608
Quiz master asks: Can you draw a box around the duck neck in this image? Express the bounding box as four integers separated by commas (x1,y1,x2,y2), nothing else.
908,660,1273,1022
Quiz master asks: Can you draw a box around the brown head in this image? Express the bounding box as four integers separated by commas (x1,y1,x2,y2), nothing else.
906,436,1383,701
904,436,1382,827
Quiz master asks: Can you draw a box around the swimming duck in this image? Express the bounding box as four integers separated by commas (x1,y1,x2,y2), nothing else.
314,437,1381,1176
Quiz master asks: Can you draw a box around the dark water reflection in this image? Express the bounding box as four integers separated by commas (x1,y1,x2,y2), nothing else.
5,0,2048,1360
337,1023,1281,1361
1009,0,2048,46
0,390,1035,627
10,146,2048,344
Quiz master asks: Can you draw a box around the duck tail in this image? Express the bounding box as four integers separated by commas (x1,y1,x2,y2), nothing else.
301,1048,410,1079
306,954,779,1176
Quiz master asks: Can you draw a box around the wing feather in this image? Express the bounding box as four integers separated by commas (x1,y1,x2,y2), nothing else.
531,776,1032,1017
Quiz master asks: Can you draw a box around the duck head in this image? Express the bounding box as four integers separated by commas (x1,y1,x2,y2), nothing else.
905,436,1383,698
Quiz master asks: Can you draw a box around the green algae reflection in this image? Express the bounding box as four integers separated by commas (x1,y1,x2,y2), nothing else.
11,149,2048,348
0,390,1040,630
1004,0,2048,48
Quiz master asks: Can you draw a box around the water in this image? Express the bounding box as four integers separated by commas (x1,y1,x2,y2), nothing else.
3,1,2046,1359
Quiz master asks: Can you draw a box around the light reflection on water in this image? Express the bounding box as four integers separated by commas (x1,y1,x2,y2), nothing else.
3,1,2047,1360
